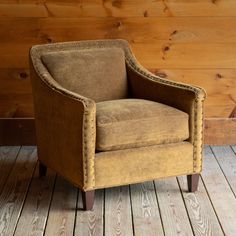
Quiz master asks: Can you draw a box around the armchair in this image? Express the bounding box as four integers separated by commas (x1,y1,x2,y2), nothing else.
30,39,206,210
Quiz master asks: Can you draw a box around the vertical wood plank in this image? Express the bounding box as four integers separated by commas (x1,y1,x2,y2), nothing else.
154,177,194,236
0,146,37,236
44,176,78,236
74,189,104,236
178,176,224,236
14,164,56,236
0,146,20,192
130,181,164,236
212,146,236,195
105,186,133,236
201,146,236,235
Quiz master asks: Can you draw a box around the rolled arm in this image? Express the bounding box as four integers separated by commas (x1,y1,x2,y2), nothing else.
30,59,96,191
126,62,206,173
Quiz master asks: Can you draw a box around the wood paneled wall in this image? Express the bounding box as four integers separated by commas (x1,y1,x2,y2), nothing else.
1,0,236,143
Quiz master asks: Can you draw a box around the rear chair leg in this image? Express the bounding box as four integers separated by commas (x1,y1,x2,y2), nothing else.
39,162,47,177
82,190,95,211
187,174,200,192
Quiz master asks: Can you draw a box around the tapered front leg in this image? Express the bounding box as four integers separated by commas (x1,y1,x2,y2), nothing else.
39,162,47,177
82,190,95,211
187,174,200,192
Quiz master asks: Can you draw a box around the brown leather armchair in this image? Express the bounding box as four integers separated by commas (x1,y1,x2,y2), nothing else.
30,39,206,210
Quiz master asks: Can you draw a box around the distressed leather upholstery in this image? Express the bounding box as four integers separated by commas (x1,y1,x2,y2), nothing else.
30,39,206,191
96,99,189,151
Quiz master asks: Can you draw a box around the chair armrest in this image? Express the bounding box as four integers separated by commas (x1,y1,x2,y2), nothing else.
30,59,96,191
126,61,206,173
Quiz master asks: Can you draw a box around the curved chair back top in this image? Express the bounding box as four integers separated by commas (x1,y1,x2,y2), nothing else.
30,39,136,102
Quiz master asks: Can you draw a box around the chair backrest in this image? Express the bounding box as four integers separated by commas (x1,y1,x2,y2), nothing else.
41,46,128,102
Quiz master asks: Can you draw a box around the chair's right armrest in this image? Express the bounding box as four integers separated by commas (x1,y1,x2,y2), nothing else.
30,58,96,191
126,59,206,174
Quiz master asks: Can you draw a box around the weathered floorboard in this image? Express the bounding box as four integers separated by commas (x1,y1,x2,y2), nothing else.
0,146,20,192
14,163,56,236
154,177,194,236
0,146,37,236
44,176,78,236
211,146,236,196
74,189,104,236
130,181,164,236
201,147,236,235
105,186,133,236
178,176,224,236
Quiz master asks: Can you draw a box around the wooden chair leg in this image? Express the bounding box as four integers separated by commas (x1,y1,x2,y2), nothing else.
39,162,47,177
82,190,95,211
187,174,200,192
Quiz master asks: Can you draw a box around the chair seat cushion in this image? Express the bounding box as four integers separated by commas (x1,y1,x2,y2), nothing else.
96,99,189,151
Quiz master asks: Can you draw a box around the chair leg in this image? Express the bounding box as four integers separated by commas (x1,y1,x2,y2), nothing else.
187,174,200,192
82,190,95,211
39,162,47,177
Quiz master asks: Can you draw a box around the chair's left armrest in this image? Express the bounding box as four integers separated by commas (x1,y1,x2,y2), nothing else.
126,61,206,173
30,57,96,191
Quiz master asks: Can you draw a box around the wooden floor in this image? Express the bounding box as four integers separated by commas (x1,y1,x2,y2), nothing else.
0,146,236,236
